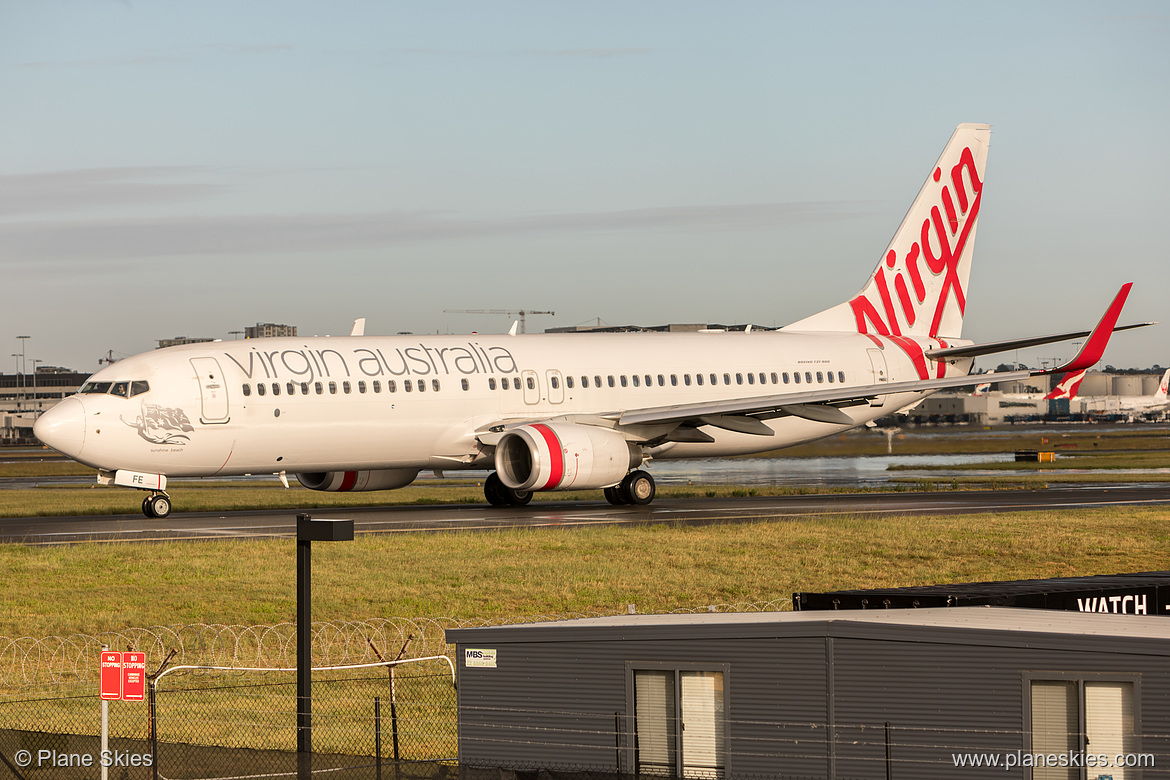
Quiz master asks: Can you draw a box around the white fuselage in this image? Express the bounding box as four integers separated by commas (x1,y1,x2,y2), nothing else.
37,329,973,479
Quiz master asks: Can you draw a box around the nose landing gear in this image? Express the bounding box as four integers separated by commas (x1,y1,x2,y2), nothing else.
142,492,172,519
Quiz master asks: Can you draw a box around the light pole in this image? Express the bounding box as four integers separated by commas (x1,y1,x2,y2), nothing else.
15,336,29,411
31,359,42,412
10,354,21,412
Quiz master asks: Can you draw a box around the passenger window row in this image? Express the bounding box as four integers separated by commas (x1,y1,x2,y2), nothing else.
241,378,444,398
241,369,849,399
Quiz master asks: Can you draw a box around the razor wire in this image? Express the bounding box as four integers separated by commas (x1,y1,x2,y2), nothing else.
0,600,789,691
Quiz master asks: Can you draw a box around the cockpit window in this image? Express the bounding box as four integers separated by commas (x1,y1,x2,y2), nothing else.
79,380,150,397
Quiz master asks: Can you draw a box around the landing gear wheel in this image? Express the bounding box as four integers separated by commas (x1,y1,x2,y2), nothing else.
621,470,656,506
484,473,534,507
484,473,510,507
144,493,172,519
507,488,533,506
603,486,627,506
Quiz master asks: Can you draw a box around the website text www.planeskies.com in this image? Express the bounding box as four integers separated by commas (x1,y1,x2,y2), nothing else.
952,750,1154,771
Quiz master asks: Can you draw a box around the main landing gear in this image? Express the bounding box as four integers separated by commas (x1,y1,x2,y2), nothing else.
484,473,533,507
604,470,656,506
142,492,172,519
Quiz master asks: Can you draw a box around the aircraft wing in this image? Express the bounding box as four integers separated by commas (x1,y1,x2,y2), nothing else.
615,370,1033,431
621,283,1138,433
479,284,1139,440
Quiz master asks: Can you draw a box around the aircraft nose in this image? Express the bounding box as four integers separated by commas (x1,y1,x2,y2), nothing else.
34,396,86,459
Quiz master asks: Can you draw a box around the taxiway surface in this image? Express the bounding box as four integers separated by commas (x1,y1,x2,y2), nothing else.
2,483,1168,545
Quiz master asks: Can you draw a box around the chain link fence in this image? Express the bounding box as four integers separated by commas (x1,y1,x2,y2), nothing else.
0,604,789,779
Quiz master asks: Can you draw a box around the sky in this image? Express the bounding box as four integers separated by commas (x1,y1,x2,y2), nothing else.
2,0,1167,374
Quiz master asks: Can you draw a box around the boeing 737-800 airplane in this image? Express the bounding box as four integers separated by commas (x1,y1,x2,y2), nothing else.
34,124,1147,518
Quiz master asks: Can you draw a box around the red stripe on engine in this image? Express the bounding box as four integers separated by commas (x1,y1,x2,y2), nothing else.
530,424,564,491
339,471,358,492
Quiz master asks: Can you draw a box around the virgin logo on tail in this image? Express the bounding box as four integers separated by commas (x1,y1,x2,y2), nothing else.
850,145,983,342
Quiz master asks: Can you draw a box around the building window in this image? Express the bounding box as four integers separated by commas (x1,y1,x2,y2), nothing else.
632,668,726,778
1030,679,1137,780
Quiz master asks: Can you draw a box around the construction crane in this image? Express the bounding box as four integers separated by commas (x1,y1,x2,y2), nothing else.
443,309,555,334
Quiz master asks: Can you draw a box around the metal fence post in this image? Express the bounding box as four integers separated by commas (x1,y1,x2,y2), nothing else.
149,680,159,780
375,696,382,780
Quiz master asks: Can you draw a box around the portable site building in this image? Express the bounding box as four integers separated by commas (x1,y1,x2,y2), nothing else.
447,607,1169,779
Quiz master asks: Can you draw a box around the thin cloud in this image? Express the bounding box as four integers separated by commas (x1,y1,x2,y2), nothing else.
0,168,228,218
0,202,870,262
17,43,291,69
517,48,653,58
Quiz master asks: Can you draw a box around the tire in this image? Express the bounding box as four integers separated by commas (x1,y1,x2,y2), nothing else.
603,486,628,506
142,496,157,518
507,487,533,506
148,494,172,519
484,473,511,507
621,470,656,506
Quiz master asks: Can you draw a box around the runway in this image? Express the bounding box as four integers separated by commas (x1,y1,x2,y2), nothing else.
3,483,1169,545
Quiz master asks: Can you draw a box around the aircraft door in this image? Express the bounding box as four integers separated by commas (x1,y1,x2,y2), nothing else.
521,369,541,405
546,369,564,404
190,357,230,423
866,349,888,407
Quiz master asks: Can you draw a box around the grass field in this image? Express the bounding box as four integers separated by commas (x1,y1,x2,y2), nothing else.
3,505,1169,639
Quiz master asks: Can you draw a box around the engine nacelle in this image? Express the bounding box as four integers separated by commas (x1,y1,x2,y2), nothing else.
296,469,419,492
495,423,641,491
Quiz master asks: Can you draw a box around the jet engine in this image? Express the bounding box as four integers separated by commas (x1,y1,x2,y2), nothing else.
296,469,419,492
494,423,641,492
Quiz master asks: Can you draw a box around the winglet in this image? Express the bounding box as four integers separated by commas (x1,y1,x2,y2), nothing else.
1045,283,1132,374
350,318,366,337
